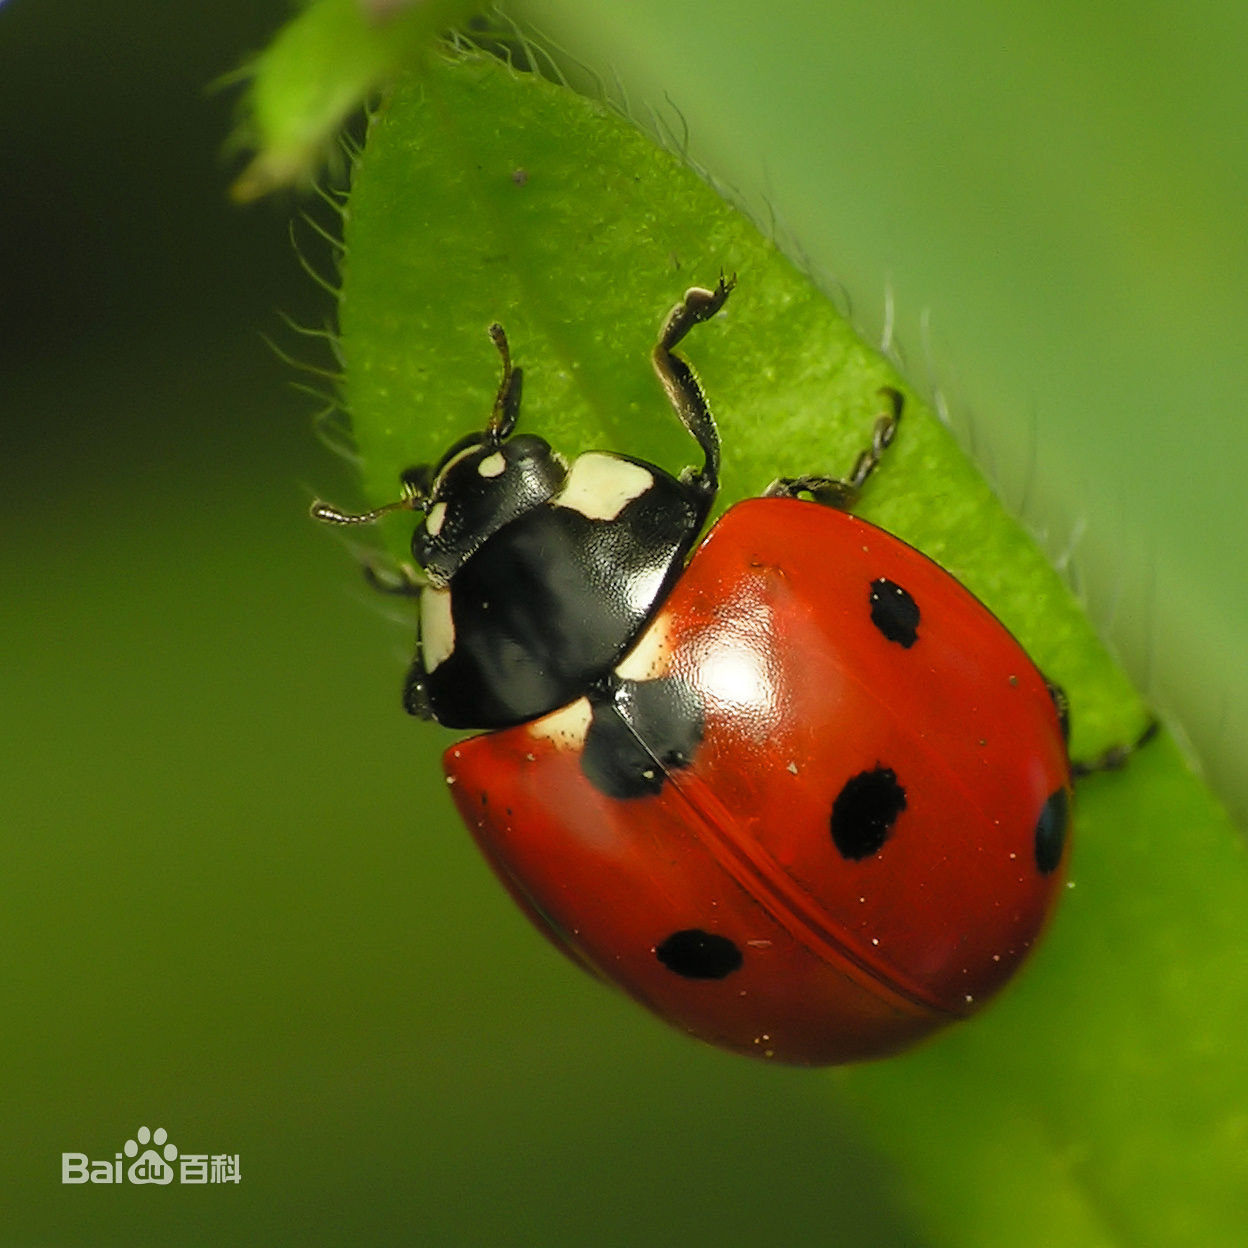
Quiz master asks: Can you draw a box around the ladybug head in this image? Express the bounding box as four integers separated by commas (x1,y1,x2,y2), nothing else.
311,322,567,587
408,427,566,586
406,322,570,586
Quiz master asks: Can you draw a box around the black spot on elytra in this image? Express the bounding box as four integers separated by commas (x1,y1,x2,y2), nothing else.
869,578,919,648
580,676,704,799
831,766,907,860
656,929,743,979
1034,787,1070,874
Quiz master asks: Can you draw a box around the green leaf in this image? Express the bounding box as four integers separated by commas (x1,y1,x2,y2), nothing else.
329,45,1248,1247
229,0,478,201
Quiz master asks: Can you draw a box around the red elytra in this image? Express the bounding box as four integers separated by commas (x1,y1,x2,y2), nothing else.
445,497,1072,1065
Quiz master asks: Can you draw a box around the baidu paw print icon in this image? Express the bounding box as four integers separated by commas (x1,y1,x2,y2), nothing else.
124,1126,178,1185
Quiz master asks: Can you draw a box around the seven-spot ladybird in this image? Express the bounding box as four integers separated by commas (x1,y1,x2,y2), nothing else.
314,278,1144,1065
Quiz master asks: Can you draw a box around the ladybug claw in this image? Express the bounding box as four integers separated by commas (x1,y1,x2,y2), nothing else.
1071,718,1160,778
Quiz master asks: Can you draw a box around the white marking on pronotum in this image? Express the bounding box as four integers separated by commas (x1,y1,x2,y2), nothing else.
553,452,652,521
526,697,593,749
425,500,447,537
421,586,455,671
477,451,506,478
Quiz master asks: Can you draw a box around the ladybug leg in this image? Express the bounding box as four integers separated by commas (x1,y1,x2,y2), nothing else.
652,274,736,496
765,387,904,510
1071,718,1159,778
362,561,424,598
1049,673,1158,777
1045,679,1072,743
403,660,435,720
402,585,440,719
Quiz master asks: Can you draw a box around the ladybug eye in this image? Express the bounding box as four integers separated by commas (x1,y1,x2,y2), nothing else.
830,765,908,860
868,578,920,648
398,463,434,501
655,929,744,980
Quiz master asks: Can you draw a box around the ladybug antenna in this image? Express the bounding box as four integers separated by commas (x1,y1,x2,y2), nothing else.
310,473,426,527
310,497,410,526
485,322,523,443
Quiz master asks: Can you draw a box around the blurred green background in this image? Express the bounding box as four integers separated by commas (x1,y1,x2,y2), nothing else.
4,2,1245,1245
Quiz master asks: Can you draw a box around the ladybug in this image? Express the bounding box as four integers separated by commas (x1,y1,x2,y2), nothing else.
314,277,1134,1065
